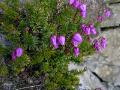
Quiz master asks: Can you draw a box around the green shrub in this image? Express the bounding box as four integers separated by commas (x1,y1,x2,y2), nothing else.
0,0,110,89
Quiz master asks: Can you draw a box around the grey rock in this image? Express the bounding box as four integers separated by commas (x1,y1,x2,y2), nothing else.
69,25,120,90
2,82,14,90
101,3,120,27
0,34,11,46
77,70,107,90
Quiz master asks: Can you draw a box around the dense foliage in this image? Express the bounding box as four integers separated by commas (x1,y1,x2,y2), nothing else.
0,0,110,89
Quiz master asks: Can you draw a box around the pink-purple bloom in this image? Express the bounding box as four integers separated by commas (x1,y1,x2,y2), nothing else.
93,37,107,52
71,33,82,47
15,48,23,57
73,0,80,9
104,9,111,18
50,35,58,49
72,33,82,42
81,24,91,35
68,0,75,5
93,39,101,52
97,16,104,22
81,24,86,33
57,36,65,46
89,24,97,35
68,0,87,18
73,47,79,57
85,26,91,35
100,37,107,49
11,51,16,60
81,24,86,30
79,4,87,18
11,47,23,60
71,38,80,47
81,23,97,35
80,11,87,18
79,4,87,12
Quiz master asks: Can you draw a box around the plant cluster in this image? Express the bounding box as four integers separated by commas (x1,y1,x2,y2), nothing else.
0,0,110,89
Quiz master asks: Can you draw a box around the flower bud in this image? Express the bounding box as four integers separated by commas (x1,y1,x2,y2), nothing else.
97,16,103,22
71,33,82,47
85,27,91,35
57,36,65,46
73,47,79,57
90,24,97,35
73,1,80,9
11,51,16,60
93,39,101,52
79,4,87,12
71,38,80,47
50,35,58,49
80,11,87,18
68,0,75,5
72,33,82,43
100,37,107,49
104,9,111,18
15,48,23,57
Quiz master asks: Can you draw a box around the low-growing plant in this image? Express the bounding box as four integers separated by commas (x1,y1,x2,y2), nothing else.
0,0,111,89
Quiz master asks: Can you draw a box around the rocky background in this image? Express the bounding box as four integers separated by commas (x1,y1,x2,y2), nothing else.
69,0,120,90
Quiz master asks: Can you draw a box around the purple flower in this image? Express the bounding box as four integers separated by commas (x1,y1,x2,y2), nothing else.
80,11,87,18
68,0,75,5
11,47,23,60
81,24,86,31
104,9,111,18
73,47,79,57
71,38,80,47
79,4,87,12
93,39,101,52
81,24,90,35
91,28,96,35
89,24,97,35
57,36,65,46
71,33,82,47
97,16,104,22
79,4,87,18
72,33,82,43
50,35,58,49
73,0,80,9
15,48,23,57
11,51,16,60
85,26,91,35
100,37,107,49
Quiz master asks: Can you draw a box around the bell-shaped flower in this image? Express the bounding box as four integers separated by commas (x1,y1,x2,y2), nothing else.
71,33,82,47
50,35,58,49
15,48,23,57
73,0,80,9
97,16,104,22
93,39,101,52
79,4,86,12
68,0,75,5
85,26,91,35
57,36,65,46
89,24,97,35
11,51,16,60
72,33,82,43
73,47,79,57
104,9,111,18
71,38,80,47
80,11,86,18
100,37,107,49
